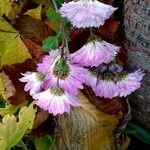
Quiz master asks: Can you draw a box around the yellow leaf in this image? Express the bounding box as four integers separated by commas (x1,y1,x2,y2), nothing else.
0,103,18,117
24,5,42,20
0,17,31,67
0,102,37,150
0,0,13,17
1,36,31,66
0,73,6,101
7,2,22,20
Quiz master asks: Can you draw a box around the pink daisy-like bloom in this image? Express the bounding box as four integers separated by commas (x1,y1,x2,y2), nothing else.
85,70,118,99
116,69,145,97
43,59,87,95
85,70,97,88
19,72,44,95
37,51,87,95
93,79,118,99
59,0,117,28
71,40,120,67
37,49,60,73
33,88,80,115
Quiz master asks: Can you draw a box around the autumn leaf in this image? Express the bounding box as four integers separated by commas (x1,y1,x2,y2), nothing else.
0,0,13,17
98,17,120,42
0,17,31,67
7,2,22,21
24,5,42,20
0,103,18,117
2,73,16,100
69,28,90,53
22,37,44,59
0,102,37,150
32,110,49,129
0,73,7,101
2,59,37,105
15,15,55,44
83,86,126,115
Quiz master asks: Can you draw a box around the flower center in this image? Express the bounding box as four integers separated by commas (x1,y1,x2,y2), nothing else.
51,86,64,96
36,72,45,81
102,72,114,80
117,73,127,81
53,59,70,80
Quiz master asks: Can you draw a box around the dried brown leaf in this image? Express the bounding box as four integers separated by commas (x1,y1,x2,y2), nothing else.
15,15,55,44
83,86,127,115
2,59,37,105
22,37,44,60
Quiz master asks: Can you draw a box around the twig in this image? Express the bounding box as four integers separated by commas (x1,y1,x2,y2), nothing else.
20,140,28,150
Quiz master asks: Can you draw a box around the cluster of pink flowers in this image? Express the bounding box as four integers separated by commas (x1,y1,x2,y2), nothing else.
19,0,144,116
86,68,144,99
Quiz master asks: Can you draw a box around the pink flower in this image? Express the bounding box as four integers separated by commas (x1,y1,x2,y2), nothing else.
43,59,87,95
60,0,117,28
85,70,98,88
19,72,44,95
85,70,118,99
116,69,145,97
93,79,118,99
37,49,60,73
71,40,120,67
33,87,80,115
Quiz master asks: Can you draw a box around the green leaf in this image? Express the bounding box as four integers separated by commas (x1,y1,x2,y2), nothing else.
61,17,71,28
46,8,61,23
42,35,59,51
124,121,150,144
0,103,18,117
0,102,37,150
34,136,53,150
55,0,64,8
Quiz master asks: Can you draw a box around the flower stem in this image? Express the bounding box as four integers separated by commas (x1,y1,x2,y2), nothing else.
20,140,28,150
51,0,69,57
51,0,69,87
51,0,59,12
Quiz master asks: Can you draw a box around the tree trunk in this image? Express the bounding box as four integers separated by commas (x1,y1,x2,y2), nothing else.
124,0,150,129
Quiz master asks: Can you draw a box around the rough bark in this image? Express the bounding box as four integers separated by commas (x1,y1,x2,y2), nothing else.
124,0,150,129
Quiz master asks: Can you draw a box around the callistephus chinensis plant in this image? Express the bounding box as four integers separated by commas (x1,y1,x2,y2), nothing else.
19,0,144,116
60,0,117,28
33,87,80,115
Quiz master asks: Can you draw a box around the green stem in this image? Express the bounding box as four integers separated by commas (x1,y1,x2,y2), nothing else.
90,28,93,36
51,0,70,87
51,0,69,55
51,0,59,12
20,140,28,150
